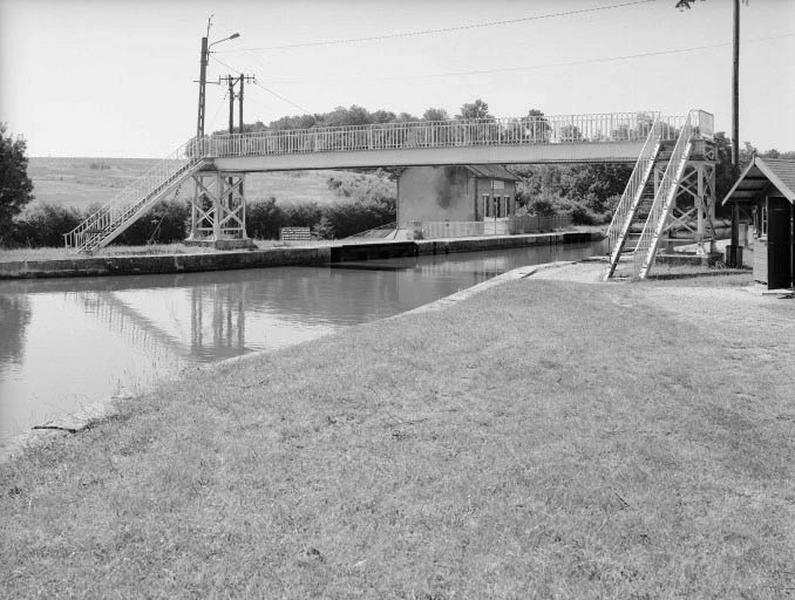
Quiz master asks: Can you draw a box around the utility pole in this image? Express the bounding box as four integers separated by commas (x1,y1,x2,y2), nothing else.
196,18,211,141
237,74,254,202
732,0,740,168
728,0,741,266
676,0,743,267
239,74,245,134
219,73,255,205
195,17,239,141
224,75,236,134
219,74,255,135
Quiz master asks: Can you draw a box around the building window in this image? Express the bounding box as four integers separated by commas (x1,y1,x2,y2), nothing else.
755,204,768,237
483,194,490,217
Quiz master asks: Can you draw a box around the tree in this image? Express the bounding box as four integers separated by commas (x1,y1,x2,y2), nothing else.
457,99,492,120
0,123,34,245
674,0,704,8
559,125,582,142
422,107,449,122
526,109,552,142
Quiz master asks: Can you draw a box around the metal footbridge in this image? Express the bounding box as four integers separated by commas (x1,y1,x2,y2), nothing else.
64,110,716,278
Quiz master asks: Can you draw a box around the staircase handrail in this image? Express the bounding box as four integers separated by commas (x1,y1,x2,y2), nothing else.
604,116,663,272
64,138,209,251
633,112,695,278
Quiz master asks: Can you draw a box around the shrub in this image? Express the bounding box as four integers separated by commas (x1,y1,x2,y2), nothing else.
114,199,190,245
317,197,396,239
10,202,83,248
526,192,558,217
283,201,322,231
567,201,602,226
247,197,286,240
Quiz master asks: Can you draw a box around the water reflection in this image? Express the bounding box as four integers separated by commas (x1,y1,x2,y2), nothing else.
0,241,604,449
0,295,32,365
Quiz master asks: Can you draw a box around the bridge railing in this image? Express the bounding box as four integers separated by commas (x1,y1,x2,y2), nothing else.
205,112,685,158
690,109,714,140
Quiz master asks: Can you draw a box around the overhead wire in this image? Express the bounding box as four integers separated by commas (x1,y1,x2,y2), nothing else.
206,55,281,117
256,31,795,85
206,86,230,130
218,0,656,53
210,55,311,114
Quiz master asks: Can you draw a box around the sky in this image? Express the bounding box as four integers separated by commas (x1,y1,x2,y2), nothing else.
0,0,793,158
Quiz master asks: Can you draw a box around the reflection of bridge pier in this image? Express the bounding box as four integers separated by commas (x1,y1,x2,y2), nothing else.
189,283,247,359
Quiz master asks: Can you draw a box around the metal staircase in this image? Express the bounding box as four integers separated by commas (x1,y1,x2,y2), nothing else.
633,114,694,279
603,111,699,280
63,141,207,253
603,117,663,279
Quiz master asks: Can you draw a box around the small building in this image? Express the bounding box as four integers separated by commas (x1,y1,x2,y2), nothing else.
722,157,795,289
397,165,519,233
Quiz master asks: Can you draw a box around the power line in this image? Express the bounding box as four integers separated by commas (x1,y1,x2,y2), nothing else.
253,82,312,114
206,88,230,130
262,31,795,85
208,30,793,117
378,31,795,81
210,55,312,114
219,0,656,53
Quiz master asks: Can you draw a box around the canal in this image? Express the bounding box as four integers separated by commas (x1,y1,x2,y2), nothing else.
0,241,605,452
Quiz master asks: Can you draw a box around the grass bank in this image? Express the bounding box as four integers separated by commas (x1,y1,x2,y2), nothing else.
0,240,329,264
1,273,793,598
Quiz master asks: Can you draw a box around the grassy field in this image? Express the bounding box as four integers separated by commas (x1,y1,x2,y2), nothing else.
1,272,793,598
27,157,393,209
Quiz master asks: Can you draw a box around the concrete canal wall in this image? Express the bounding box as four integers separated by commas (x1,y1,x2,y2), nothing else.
0,232,603,279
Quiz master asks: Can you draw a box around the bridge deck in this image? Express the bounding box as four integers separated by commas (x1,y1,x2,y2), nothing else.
206,141,645,171
193,112,688,172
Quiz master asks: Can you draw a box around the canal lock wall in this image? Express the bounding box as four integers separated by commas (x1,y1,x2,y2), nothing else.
0,231,603,280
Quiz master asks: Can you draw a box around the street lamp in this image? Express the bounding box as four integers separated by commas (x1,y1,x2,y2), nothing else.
196,22,240,141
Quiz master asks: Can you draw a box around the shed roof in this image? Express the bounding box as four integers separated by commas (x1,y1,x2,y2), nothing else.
722,157,795,205
465,165,520,182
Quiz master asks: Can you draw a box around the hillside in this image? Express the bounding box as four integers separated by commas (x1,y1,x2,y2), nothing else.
26,158,395,209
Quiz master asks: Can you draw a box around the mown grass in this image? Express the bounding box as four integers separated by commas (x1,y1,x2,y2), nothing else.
1,278,793,598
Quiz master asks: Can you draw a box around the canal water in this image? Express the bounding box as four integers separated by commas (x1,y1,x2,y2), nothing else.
0,241,605,452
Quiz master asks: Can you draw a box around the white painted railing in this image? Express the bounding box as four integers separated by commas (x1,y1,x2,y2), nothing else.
603,116,663,279
418,215,572,239
207,112,683,158
633,112,695,278
691,109,714,140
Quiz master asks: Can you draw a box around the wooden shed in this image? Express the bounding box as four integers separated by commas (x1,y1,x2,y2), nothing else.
722,157,795,289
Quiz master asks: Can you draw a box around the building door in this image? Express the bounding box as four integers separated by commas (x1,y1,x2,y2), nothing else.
767,197,793,289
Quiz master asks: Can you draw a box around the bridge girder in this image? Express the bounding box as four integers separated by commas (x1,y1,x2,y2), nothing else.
203,141,644,173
